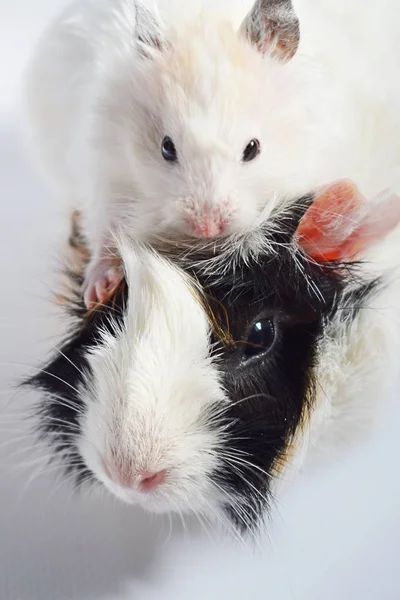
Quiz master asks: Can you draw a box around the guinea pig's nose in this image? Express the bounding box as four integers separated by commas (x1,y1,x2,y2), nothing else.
103,457,167,492
138,469,167,492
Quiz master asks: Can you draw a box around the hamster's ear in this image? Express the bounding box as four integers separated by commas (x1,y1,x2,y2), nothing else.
239,0,300,62
134,0,165,58
295,180,400,263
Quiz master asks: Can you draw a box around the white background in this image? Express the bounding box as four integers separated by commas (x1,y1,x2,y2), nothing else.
0,2,400,599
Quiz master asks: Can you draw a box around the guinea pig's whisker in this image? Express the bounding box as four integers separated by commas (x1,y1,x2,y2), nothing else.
40,416,81,432
8,455,52,474
52,347,87,379
227,494,264,545
205,393,280,426
10,446,73,467
0,424,32,436
1,443,67,467
82,301,125,322
34,463,83,499
0,423,32,434
31,462,88,492
193,510,215,544
40,415,81,430
221,460,271,507
14,454,82,475
168,498,190,543
0,435,39,454
220,493,253,534
44,395,85,416
211,479,260,540
38,434,80,449
292,253,325,302
15,459,86,501
0,362,84,398
39,427,101,461
0,388,25,400
53,396,85,416
11,455,73,478
40,460,87,479
219,452,274,482
48,472,89,501
202,495,248,548
45,469,85,504
0,408,37,418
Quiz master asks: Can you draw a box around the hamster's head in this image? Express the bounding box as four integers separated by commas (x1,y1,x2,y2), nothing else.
27,181,400,530
96,0,322,241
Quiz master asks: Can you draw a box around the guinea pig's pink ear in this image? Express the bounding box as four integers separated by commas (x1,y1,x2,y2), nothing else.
239,0,300,62
295,180,400,263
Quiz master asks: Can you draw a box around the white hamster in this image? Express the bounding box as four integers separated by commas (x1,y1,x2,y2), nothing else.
24,0,400,306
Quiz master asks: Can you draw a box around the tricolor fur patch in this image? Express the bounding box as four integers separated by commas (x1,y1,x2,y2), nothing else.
25,201,382,531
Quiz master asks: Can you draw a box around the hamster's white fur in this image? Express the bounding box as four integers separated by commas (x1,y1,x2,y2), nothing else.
24,0,400,299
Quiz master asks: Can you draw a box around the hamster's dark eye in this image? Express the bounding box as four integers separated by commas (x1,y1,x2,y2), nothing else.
242,318,276,361
161,136,178,162
242,139,260,162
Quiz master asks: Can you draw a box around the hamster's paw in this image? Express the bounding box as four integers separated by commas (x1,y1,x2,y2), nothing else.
83,257,123,310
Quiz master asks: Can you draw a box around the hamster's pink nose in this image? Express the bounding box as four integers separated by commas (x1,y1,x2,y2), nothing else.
138,469,167,492
191,218,226,238
186,204,233,238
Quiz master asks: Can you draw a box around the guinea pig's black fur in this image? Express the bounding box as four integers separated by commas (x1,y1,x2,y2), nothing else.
24,197,379,530
180,200,378,528
24,273,129,486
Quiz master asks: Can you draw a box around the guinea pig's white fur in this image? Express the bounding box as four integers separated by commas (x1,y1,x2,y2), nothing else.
76,228,400,516
291,247,400,478
307,228,400,455
24,0,400,262
80,244,228,514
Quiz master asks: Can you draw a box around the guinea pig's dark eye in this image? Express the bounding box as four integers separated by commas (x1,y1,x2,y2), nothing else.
242,318,276,361
242,139,260,162
161,136,178,162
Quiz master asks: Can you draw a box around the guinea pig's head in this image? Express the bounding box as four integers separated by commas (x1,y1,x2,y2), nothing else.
95,0,320,241
26,181,400,530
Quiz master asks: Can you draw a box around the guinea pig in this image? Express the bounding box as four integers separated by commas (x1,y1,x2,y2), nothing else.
23,0,400,309
25,180,400,530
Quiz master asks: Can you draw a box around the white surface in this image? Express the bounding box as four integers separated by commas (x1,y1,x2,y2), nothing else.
1,2,400,599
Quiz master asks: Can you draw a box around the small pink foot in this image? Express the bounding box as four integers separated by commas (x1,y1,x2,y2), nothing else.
83,258,123,310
